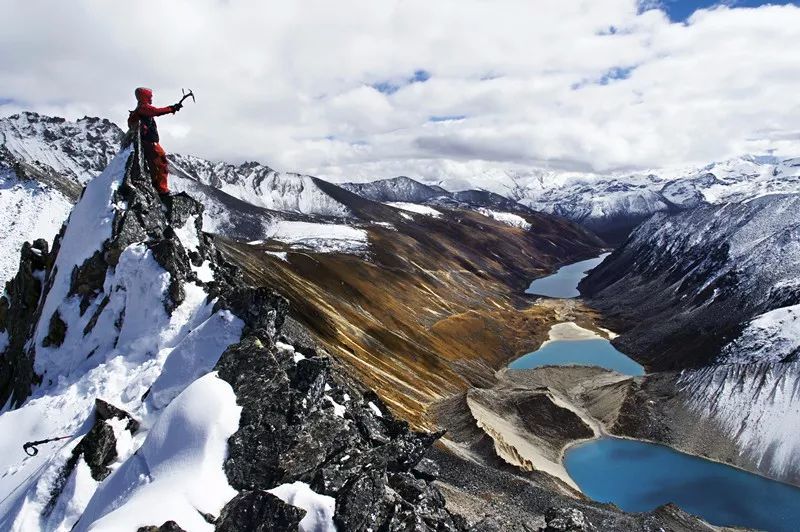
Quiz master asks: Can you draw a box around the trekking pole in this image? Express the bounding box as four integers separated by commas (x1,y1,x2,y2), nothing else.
23,435,73,456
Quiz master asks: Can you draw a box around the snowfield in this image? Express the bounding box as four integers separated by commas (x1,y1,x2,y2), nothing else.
257,220,370,254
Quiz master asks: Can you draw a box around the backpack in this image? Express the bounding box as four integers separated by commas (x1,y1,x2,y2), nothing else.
127,109,160,143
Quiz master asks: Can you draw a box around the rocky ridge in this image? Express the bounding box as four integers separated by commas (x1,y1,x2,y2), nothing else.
0,134,464,531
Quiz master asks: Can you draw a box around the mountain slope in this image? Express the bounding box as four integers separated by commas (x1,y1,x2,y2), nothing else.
580,193,800,483
220,205,605,425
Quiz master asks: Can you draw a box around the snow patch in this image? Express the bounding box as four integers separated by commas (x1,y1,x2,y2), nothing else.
267,481,336,532
476,208,531,230
173,214,200,253
385,202,442,217
276,341,305,362
193,260,215,283
368,401,383,418
147,310,244,410
265,251,289,262
74,373,241,532
324,395,346,418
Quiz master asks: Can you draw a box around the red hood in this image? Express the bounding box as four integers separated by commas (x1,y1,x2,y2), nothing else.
135,87,153,105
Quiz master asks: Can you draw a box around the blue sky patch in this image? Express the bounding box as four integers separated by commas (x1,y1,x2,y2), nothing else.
372,69,432,94
644,0,798,23
599,66,635,85
571,66,636,90
0,97,14,106
429,115,467,122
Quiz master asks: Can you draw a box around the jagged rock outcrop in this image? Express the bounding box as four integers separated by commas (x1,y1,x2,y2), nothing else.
0,238,50,406
0,112,122,198
214,491,305,531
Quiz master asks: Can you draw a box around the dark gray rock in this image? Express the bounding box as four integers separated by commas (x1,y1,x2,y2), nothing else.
0,239,50,407
41,310,67,347
335,469,387,531
544,507,594,531
215,490,305,532
76,399,140,481
137,521,187,532
45,400,139,516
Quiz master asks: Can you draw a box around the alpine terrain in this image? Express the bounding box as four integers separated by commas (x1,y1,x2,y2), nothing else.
1,110,798,531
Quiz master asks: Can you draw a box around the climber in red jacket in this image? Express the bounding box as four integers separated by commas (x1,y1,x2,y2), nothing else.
127,87,182,195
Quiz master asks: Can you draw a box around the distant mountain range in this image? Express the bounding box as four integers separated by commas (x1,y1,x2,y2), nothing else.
4,112,799,257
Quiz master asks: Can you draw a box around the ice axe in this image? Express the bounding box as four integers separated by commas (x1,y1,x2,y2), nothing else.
178,88,196,106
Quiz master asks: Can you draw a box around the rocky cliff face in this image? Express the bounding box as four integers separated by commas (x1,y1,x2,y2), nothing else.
0,135,462,531
580,193,800,484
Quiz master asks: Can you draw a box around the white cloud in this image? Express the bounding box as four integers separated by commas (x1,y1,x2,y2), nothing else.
1,0,799,181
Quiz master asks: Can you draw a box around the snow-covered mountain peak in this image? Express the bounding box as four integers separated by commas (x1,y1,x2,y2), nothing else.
340,176,449,204
0,112,123,186
169,153,352,218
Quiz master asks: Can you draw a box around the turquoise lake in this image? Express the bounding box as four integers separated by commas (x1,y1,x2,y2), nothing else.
526,253,610,298
518,254,800,532
508,338,644,375
565,437,800,532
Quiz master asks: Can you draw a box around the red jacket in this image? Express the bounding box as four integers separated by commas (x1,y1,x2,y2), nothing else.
128,88,175,143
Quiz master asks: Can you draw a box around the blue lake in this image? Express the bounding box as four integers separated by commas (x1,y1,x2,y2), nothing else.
526,253,610,298
508,338,644,376
565,437,800,532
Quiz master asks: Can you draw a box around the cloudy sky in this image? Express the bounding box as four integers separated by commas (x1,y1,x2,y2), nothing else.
2,0,799,182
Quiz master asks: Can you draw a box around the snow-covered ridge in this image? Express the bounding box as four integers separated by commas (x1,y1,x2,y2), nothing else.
0,112,122,185
170,154,352,218
0,136,460,530
0,141,245,530
344,155,800,243
341,175,448,203
679,305,800,484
